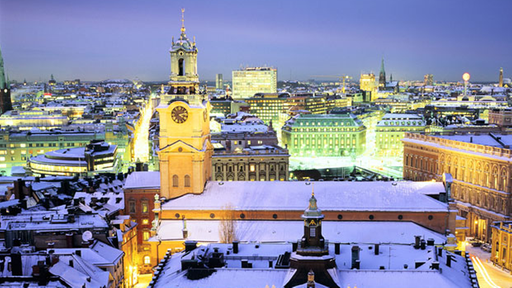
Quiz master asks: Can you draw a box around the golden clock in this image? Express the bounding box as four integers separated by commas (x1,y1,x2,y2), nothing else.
171,106,188,124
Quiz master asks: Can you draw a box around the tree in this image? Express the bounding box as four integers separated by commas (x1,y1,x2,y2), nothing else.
219,204,237,243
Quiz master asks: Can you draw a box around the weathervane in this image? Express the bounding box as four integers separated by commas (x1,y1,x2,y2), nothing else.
181,8,186,34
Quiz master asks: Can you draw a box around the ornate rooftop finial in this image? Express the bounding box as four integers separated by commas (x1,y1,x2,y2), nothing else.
311,182,315,197
181,8,186,34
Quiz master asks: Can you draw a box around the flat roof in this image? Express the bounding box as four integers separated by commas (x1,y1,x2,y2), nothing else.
124,171,160,190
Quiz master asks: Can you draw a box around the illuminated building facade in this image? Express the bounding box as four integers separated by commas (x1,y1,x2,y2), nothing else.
282,113,366,157
27,140,118,176
123,171,160,274
0,110,69,130
424,74,434,86
157,10,213,199
375,113,425,157
0,46,12,115
402,133,512,242
245,93,287,125
490,221,512,270
488,108,512,128
232,67,277,99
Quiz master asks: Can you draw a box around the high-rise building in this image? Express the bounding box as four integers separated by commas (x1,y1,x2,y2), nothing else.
0,46,12,115
157,9,213,199
215,73,223,90
360,73,376,92
232,67,277,99
378,58,386,88
245,93,287,125
499,67,504,87
424,74,434,86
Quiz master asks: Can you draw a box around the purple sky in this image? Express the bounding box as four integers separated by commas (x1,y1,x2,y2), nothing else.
1,0,511,83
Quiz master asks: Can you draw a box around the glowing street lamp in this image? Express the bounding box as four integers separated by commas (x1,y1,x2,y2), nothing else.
462,72,470,96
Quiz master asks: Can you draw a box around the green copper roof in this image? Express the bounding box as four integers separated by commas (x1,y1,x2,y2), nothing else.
380,58,385,74
0,46,6,89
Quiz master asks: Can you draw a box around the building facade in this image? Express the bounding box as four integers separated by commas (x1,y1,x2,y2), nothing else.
490,221,512,271
402,133,512,243
232,67,277,99
375,113,425,157
282,113,367,157
245,93,288,125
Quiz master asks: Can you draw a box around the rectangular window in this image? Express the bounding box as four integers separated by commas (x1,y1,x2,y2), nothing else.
129,201,136,214
142,202,148,214
143,231,150,241
142,219,149,225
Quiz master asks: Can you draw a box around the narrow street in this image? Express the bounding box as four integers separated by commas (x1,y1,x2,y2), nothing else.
465,245,512,288
133,99,153,163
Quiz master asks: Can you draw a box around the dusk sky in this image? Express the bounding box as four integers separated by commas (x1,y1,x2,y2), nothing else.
0,0,511,83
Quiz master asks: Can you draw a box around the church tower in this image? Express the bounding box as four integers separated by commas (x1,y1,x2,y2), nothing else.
0,45,12,115
157,10,213,199
499,67,503,88
378,58,386,88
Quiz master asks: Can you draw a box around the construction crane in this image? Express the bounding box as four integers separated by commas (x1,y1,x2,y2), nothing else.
311,75,353,93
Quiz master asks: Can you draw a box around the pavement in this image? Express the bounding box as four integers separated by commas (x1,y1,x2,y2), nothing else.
133,274,153,288
464,244,512,288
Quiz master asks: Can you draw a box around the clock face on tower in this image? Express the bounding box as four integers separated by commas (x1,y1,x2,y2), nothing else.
171,106,188,124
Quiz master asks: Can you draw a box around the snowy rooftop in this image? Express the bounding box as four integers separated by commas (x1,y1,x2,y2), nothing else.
437,134,512,148
161,181,448,212
153,242,473,288
155,220,446,244
124,171,160,190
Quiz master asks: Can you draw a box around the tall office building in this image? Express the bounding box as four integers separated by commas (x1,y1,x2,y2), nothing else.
499,67,503,87
0,46,12,115
424,74,434,86
360,73,376,93
215,73,223,90
378,58,386,88
232,67,277,99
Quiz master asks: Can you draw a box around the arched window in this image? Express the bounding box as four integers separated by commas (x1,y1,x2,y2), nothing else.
178,58,185,76
184,175,191,187
144,256,151,265
173,175,179,187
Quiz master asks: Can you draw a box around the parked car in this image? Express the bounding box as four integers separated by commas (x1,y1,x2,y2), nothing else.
481,243,491,252
468,238,482,247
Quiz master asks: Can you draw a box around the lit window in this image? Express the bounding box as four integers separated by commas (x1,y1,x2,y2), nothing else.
143,231,150,241
142,202,148,214
144,256,150,265
142,219,149,225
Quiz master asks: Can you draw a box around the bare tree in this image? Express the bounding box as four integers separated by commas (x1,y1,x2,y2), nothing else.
219,203,237,243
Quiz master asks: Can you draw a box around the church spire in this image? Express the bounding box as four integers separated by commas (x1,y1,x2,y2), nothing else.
379,57,386,88
0,45,6,89
180,8,186,35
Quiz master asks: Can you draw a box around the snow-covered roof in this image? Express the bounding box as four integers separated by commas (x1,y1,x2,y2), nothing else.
161,181,448,212
155,220,446,244
123,171,160,190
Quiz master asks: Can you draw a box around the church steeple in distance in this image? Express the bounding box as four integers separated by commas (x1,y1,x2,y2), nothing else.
379,58,386,88
0,45,13,115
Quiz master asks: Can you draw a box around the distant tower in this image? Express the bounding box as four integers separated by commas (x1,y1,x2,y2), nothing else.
0,46,13,115
216,74,223,90
378,58,386,88
424,74,434,86
499,67,503,87
49,74,56,86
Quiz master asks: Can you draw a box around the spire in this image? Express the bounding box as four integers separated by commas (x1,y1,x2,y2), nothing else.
180,8,186,35
308,183,318,212
0,45,6,89
380,58,385,74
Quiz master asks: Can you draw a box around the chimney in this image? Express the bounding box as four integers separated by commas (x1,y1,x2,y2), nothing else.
81,241,90,248
432,261,439,270
69,259,74,268
351,246,360,269
427,238,435,246
232,241,239,254
446,254,452,267
334,243,340,255
307,270,315,288
374,244,380,255
66,233,73,248
10,253,22,276
437,247,443,257
415,261,425,269
292,242,298,252
184,240,197,252
420,239,426,250
414,235,421,249
75,250,81,257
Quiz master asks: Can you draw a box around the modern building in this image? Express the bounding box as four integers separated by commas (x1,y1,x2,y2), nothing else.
0,110,69,130
0,46,12,115
216,73,223,90
490,221,512,271
375,113,425,157
27,140,119,176
282,113,366,157
402,133,512,243
245,93,288,125
232,67,277,99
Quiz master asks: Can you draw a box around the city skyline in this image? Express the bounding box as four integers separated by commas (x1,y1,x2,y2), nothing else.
0,0,511,82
